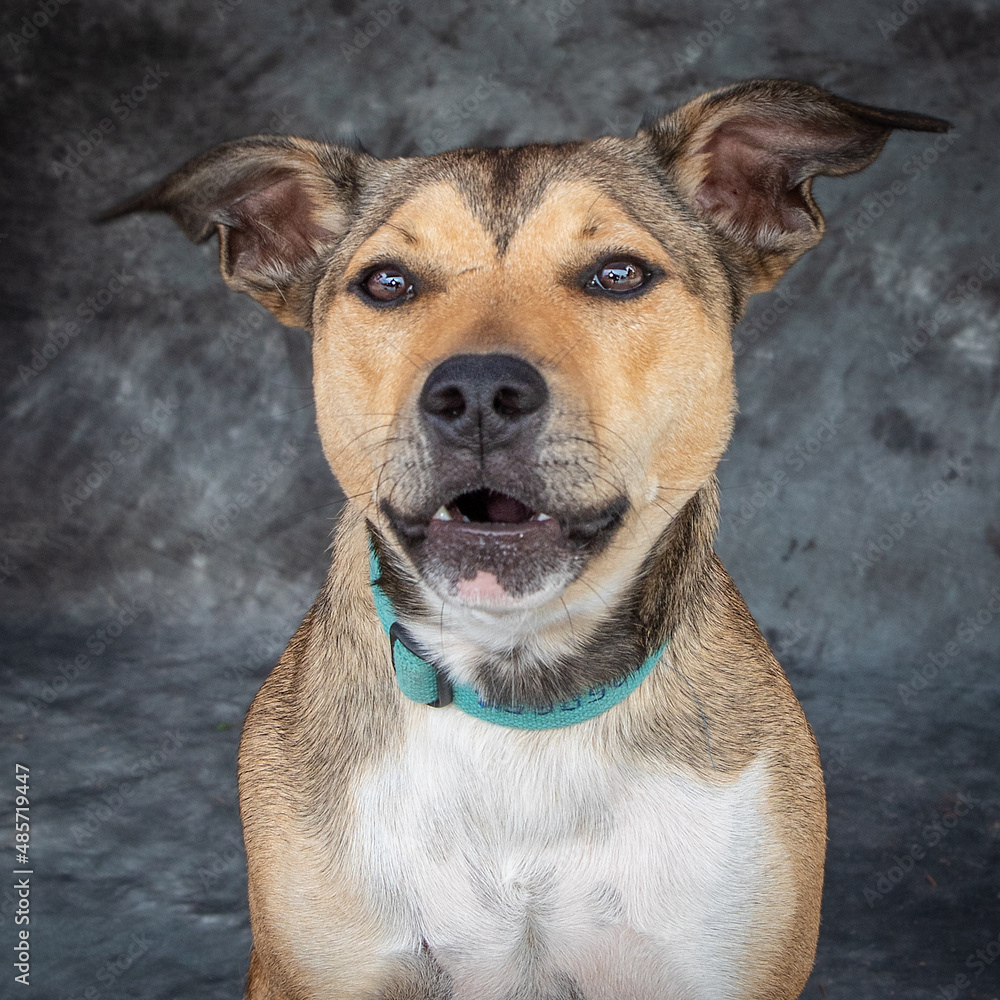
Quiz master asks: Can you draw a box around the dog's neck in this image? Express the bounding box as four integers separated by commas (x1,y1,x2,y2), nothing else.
370,481,719,709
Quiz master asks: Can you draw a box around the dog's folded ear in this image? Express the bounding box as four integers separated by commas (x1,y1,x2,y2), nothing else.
641,79,950,292
98,137,370,328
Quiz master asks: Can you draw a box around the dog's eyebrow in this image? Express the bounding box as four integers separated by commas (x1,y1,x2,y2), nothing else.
384,222,419,245
578,193,608,239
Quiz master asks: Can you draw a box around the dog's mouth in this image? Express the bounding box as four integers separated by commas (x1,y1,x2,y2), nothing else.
383,488,627,605
430,489,553,527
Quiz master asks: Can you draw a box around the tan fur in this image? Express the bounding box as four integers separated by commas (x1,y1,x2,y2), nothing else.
239,509,401,1000
105,78,949,1000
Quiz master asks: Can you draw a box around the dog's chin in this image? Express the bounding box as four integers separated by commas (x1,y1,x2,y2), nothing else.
383,488,627,610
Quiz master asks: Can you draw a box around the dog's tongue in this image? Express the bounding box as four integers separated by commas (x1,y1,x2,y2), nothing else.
486,493,531,522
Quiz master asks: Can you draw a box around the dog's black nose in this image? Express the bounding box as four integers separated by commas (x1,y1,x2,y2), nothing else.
420,353,548,451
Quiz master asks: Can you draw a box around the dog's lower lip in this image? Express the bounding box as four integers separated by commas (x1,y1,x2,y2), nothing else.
384,492,627,546
427,518,560,541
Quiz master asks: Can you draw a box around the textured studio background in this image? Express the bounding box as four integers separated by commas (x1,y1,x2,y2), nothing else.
1,1,998,998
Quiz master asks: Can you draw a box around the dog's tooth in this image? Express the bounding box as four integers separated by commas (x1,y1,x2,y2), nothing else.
536,512,552,521
432,506,452,521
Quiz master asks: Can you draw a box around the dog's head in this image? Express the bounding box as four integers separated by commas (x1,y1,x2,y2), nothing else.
107,79,945,680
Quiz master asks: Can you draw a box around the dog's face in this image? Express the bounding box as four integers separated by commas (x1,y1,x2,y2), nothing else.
313,165,735,610
112,80,946,619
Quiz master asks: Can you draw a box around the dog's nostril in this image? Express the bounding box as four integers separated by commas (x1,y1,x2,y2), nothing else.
493,385,541,418
426,386,466,420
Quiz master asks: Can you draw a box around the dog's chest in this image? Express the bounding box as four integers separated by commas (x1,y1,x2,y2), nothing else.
354,709,770,1000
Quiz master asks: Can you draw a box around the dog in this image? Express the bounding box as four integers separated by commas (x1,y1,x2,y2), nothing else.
104,79,947,999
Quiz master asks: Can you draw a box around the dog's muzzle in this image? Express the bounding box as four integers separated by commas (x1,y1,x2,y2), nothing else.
381,353,627,606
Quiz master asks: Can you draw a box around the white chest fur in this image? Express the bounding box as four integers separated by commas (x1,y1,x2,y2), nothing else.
353,706,773,1000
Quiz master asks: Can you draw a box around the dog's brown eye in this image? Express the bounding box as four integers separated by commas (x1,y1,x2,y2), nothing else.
360,267,413,303
588,260,647,294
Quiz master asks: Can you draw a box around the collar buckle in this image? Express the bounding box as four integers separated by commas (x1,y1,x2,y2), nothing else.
388,621,453,707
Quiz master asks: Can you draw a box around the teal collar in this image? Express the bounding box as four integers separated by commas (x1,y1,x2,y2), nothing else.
369,543,667,730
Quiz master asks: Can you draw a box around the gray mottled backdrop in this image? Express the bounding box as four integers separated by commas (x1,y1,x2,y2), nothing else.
1,1,997,998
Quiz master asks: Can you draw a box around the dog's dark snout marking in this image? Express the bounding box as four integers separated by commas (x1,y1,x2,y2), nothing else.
420,353,548,451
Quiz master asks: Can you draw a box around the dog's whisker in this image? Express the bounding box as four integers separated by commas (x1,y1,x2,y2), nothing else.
283,498,348,519
335,488,373,503
372,456,401,515
275,402,318,417
567,572,612,612
337,412,404,419
589,419,648,471
324,424,397,463
648,499,684,525
558,595,577,642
